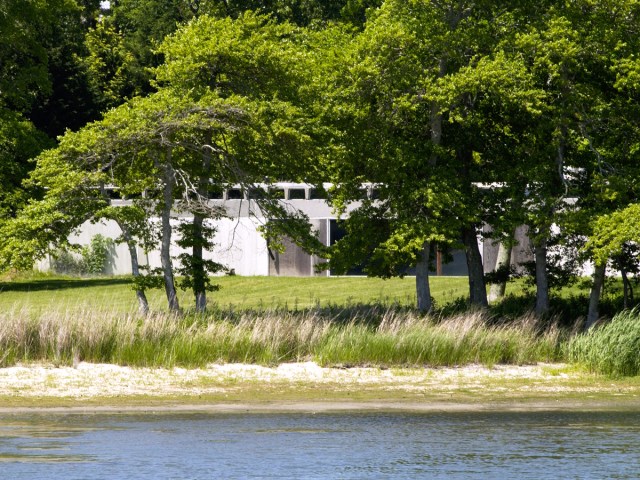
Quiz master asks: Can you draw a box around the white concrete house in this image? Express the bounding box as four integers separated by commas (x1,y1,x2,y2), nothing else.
38,182,540,277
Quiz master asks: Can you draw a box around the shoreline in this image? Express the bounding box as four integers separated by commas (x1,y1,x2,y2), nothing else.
1,361,639,412
2,399,640,415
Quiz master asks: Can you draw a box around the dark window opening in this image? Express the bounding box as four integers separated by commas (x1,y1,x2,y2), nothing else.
208,187,224,199
309,187,328,200
329,219,365,276
106,189,121,199
226,188,243,200
248,188,267,199
287,188,306,200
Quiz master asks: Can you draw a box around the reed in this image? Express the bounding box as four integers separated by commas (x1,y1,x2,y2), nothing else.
315,309,563,367
568,309,640,377
0,305,566,368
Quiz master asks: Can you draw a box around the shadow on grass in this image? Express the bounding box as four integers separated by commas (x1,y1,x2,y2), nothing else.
0,277,132,293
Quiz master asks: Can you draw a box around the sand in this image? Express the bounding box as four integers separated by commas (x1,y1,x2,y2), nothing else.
0,362,638,412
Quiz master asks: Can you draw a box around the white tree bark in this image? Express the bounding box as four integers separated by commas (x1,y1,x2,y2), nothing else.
488,240,512,303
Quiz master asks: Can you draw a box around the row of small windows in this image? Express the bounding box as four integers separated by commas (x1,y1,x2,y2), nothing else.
105,184,381,201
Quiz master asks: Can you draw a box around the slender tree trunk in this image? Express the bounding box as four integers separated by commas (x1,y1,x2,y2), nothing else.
621,266,631,309
586,263,606,329
534,237,550,316
463,226,488,307
192,214,207,312
118,222,149,315
192,138,213,312
416,57,445,314
161,153,180,313
488,240,512,303
416,241,432,313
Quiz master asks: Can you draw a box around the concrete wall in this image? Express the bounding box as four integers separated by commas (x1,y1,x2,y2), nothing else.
49,217,270,277
268,219,329,277
482,225,533,274
36,193,492,278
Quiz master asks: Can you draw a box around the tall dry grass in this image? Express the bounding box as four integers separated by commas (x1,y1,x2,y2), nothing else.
0,306,566,368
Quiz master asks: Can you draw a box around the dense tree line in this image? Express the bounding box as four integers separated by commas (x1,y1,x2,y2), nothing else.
1,0,639,323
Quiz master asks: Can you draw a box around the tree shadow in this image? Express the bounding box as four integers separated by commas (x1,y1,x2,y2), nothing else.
0,277,132,293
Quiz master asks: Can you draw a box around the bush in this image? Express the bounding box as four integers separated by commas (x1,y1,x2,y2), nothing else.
51,249,87,275
568,309,640,377
51,234,113,276
82,234,114,275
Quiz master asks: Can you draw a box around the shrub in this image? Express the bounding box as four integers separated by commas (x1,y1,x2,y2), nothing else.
51,249,87,275
51,234,113,276
82,234,114,275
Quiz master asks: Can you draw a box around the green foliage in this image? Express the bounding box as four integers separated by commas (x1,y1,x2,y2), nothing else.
82,21,137,110
0,109,53,217
568,309,640,377
82,234,114,275
51,249,87,276
130,266,165,292
587,204,640,266
51,234,113,276
175,221,225,293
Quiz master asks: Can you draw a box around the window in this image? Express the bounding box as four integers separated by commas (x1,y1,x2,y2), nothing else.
287,188,306,200
226,188,243,200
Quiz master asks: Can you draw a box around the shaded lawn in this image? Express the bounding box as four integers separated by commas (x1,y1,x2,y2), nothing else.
0,274,469,313
0,273,608,319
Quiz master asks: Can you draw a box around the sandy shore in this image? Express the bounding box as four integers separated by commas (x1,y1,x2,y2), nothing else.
0,362,638,412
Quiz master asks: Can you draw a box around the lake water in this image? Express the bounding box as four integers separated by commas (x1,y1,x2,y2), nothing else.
0,409,639,479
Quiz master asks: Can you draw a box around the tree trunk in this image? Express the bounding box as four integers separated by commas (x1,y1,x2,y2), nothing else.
534,237,550,316
488,240,512,303
192,140,212,313
192,214,207,312
416,241,432,313
463,226,488,307
161,153,180,313
119,222,149,316
586,263,606,329
417,57,446,314
621,266,631,310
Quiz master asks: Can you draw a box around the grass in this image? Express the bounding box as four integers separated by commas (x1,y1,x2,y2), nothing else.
1,272,637,376
0,273,469,313
568,309,640,377
0,303,564,369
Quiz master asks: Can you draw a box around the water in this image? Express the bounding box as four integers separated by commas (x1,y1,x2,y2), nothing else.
0,410,639,479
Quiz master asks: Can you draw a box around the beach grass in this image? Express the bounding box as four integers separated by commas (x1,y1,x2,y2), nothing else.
2,273,637,375
0,303,565,369
568,309,640,377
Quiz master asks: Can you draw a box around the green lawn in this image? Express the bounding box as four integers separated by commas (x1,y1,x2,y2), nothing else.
0,274,470,313
0,272,612,320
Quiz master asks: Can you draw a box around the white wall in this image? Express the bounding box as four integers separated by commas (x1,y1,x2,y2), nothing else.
47,216,270,276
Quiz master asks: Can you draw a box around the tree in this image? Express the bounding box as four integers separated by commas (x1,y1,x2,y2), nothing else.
153,12,334,308
324,0,543,312
0,110,53,218
2,12,329,313
587,203,640,325
82,21,138,111
0,0,105,236
26,0,102,138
